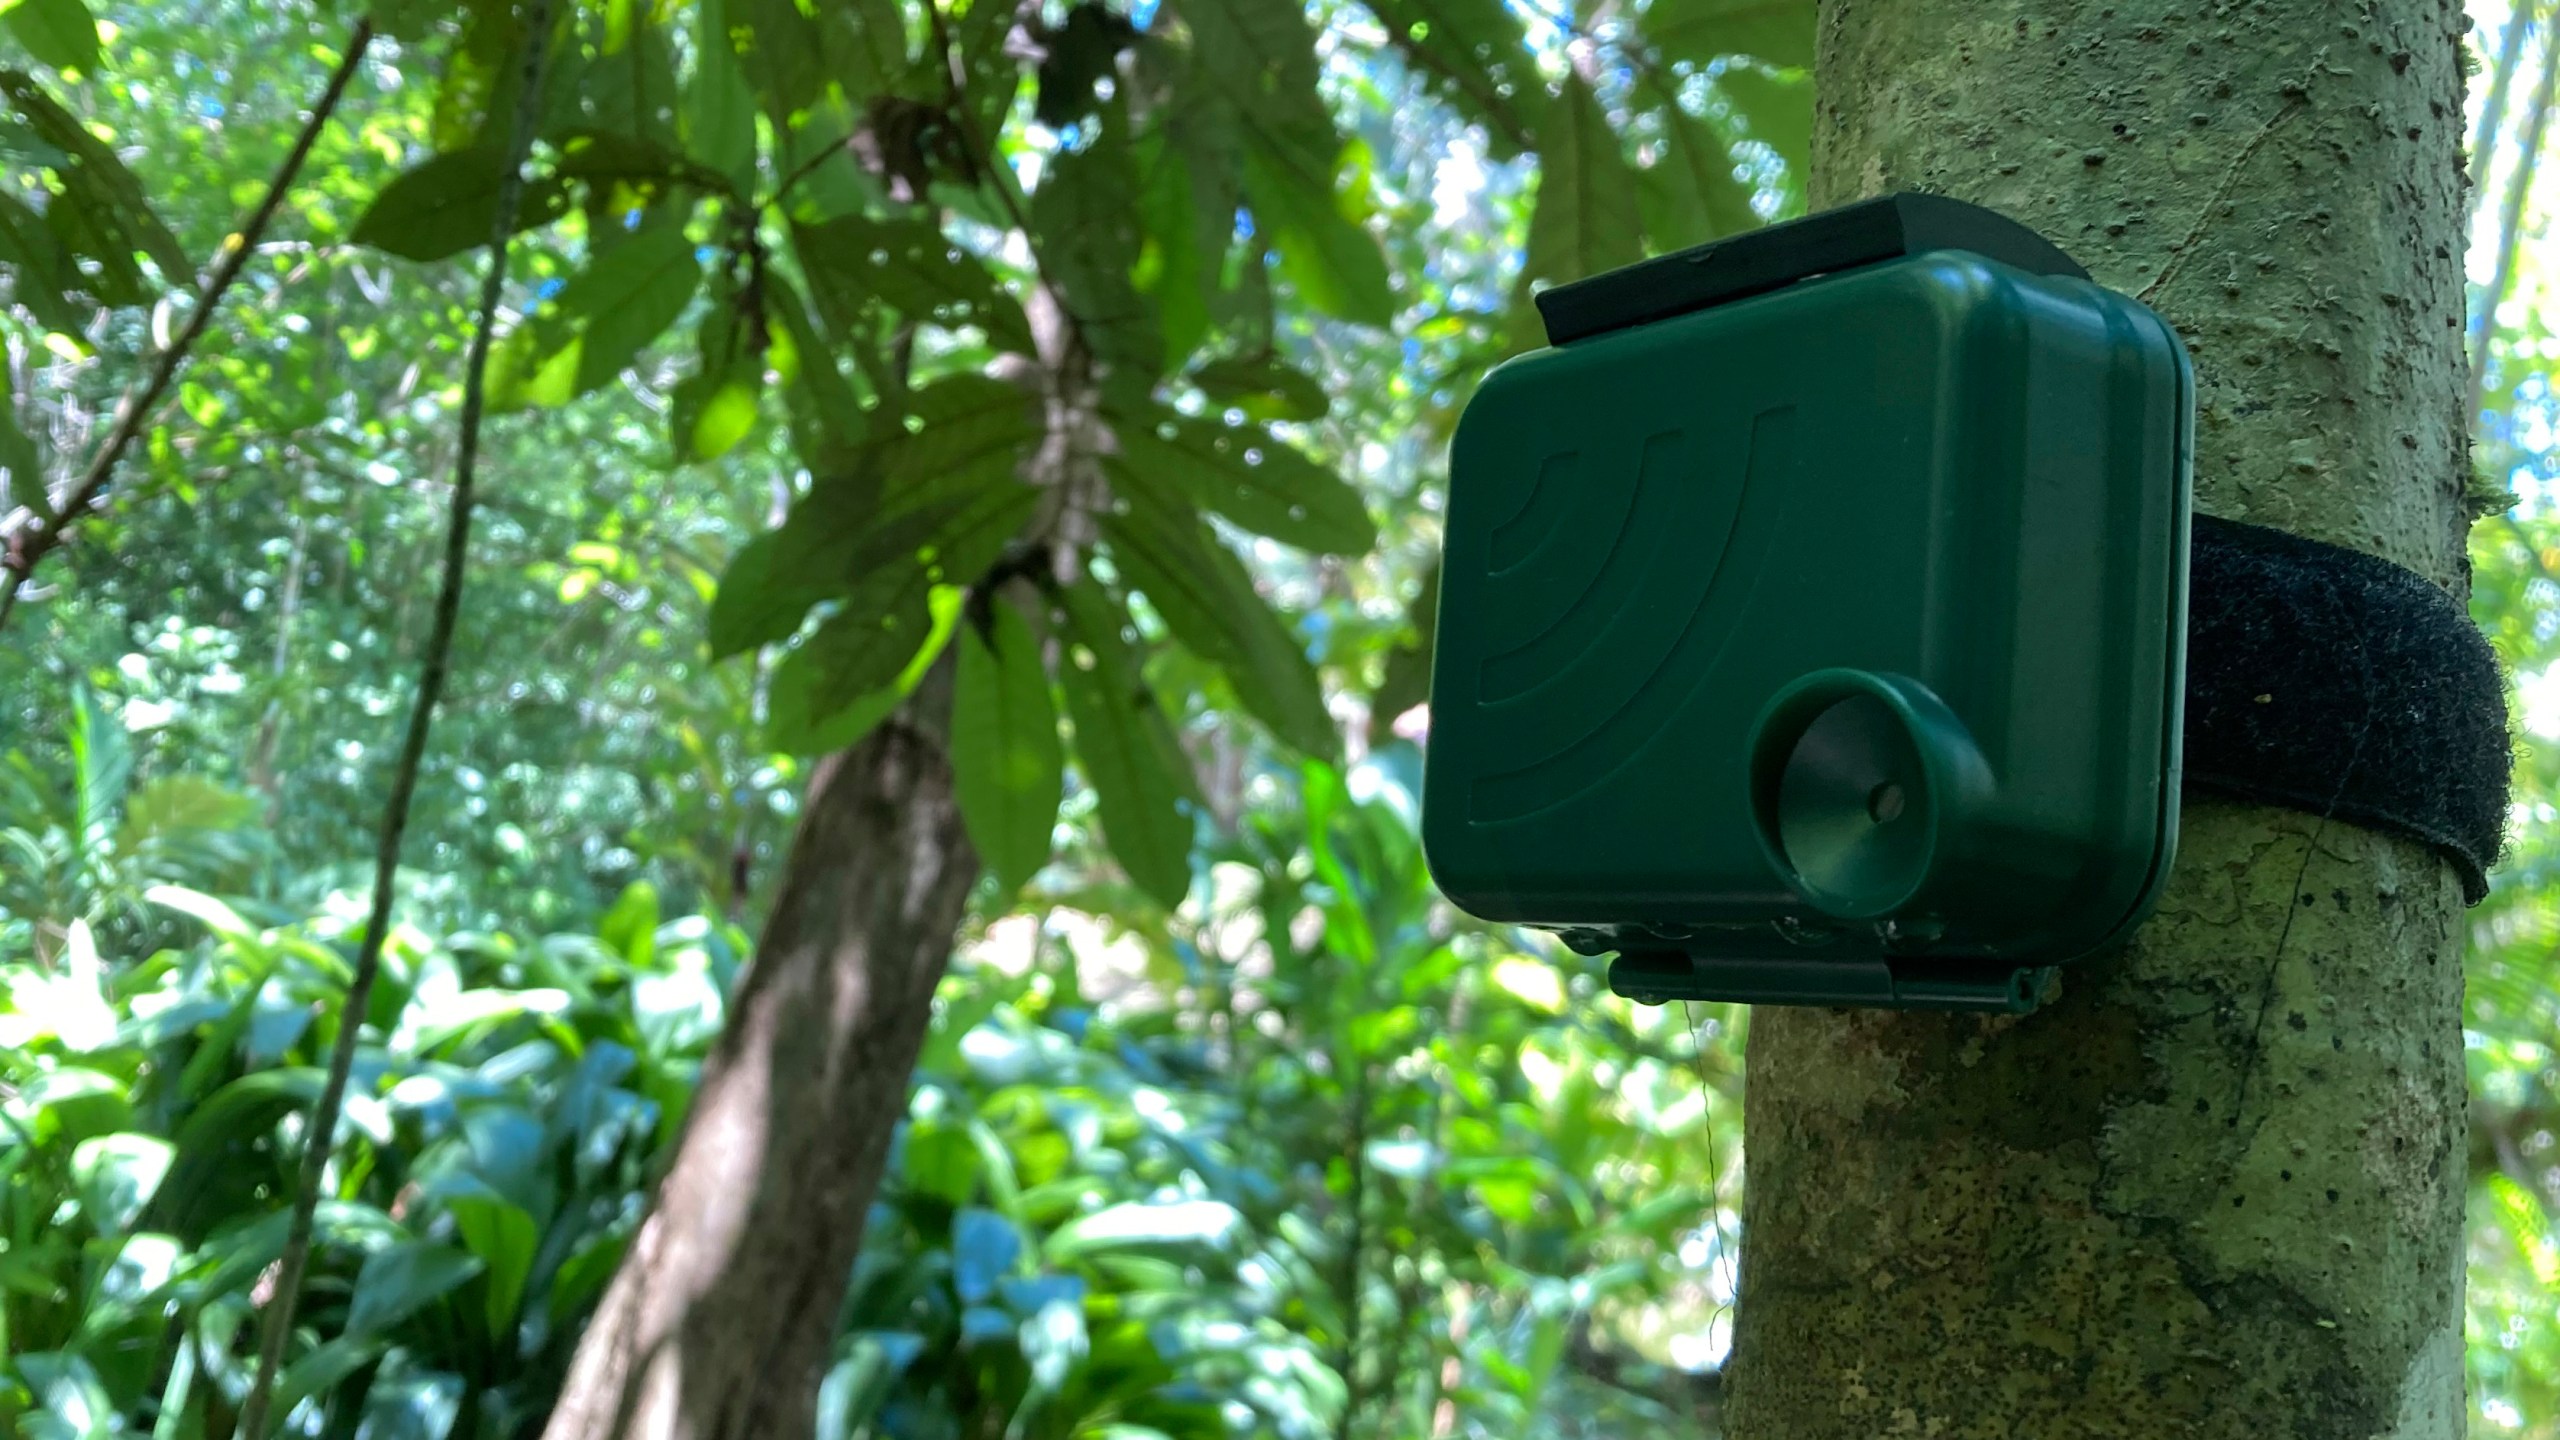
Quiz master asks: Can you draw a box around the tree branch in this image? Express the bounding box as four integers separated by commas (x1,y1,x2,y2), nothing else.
0,21,376,634
230,5,555,1434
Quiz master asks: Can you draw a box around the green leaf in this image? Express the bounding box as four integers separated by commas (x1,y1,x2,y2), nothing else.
489,218,702,409
676,366,762,460
1190,355,1327,421
350,147,571,262
70,1133,172,1235
441,1182,539,1338
686,0,758,188
709,379,1038,659
768,271,869,467
2,69,190,283
953,597,1064,894
764,584,966,753
1107,407,1374,555
1131,122,1225,365
0,187,87,331
598,879,660,966
346,1240,484,1338
1522,75,1643,291
1240,136,1393,327
67,677,128,853
1183,0,1391,326
1641,0,1815,69
271,1336,386,1422
1102,500,1334,757
18,1067,129,1149
1031,115,1163,374
0,357,42,499
793,215,1031,352
731,0,829,125
823,0,909,100
1056,582,1196,908
1635,98,1758,250
1364,0,1543,154
1,0,100,75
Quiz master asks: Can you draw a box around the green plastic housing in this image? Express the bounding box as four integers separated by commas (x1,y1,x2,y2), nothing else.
1421,246,2194,1012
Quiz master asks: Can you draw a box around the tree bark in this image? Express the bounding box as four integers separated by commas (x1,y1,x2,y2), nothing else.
542,663,980,1440
1727,4,2477,1438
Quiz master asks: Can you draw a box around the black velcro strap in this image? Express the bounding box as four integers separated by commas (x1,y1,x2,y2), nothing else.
2185,515,2512,904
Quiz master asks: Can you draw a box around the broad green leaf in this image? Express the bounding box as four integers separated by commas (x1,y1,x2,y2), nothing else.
809,480,1036,717
823,0,908,100
350,147,571,262
489,219,702,409
687,0,757,188
873,373,1043,500
0,187,87,331
0,357,42,499
709,383,1036,659
1190,354,1328,421
346,1240,484,1337
732,0,828,125
17,1067,129,1148
1240,136,1393,328
1031,115,1162,374
1131,123,1223,365
1,0,100,75
1522,76,1643,290
1056,582,1195,908
70,1133,171,1234
442,1183,539,1337
793,216,1031,352
677,366,762,459
765,586,965,753
2,69,189,282
953,597,1064,893
271,1337,387,1422
67,677,128,852
1364,0,1543,153
1107,407,1375,555
1635,98,1758,250
598,879,660,966
1101,500,1334,757
768,271,869,467
1641,0,1815,69
1182,0,1391,326
117,774,255,856
1044,1198,1241,1260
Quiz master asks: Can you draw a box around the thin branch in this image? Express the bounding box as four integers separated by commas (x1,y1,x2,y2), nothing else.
2472,19,2560,425
0,21,376,634
230,4,556,1435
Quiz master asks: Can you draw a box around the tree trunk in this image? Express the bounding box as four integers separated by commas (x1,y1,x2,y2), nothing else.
1727,4,2477,1437
543,664,979,1440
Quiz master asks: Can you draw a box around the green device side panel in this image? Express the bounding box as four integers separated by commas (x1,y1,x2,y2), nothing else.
1420,251,2192,975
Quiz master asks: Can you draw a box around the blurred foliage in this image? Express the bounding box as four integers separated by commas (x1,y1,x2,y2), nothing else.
6,0,2560,1436
0,758,1735,1437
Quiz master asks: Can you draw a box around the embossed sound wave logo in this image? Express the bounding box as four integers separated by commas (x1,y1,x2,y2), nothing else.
1466,405,1798,823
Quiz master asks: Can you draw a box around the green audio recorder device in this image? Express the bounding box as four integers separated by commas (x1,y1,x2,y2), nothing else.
1420,193,2195,1012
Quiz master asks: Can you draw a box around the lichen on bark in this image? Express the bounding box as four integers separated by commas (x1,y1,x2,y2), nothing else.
1725,4,2478,1436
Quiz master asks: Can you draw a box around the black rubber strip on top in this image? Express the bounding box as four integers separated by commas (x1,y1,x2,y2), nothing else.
2184,514,2512,904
